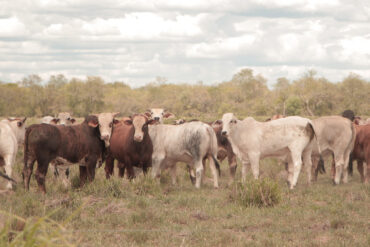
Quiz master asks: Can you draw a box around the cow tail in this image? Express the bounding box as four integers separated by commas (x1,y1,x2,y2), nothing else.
0,171,17,184
23,127,32,174
212,155,221,176
206,126,221,176
347,123,356,176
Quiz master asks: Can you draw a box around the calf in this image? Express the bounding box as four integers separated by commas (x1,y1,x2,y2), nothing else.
0,117,27,189
41,112,77,187
221,113,315,189
149,121,220,188
352,124,370,183
311,116,355,184
23,113,119,193
105,114,153,179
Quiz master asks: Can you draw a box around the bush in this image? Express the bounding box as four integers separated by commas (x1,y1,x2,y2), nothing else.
230,178,281,207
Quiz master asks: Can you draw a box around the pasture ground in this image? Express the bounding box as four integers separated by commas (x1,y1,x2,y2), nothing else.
0,117,369,246
1,150,369,247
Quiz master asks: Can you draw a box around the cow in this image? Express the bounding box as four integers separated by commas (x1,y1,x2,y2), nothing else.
352,124,370,183
311,116,355,185
265,114,286,121
221,113,316,189
146,108,175,123
211,120,237,183
104,114,154,179
0,117,27,189
23,113,119,193
41,112,77,187
149,121,220,188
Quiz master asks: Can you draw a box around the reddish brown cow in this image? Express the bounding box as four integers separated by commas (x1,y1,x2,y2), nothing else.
352,124,370,183
23,114,117,193
105,114,154,179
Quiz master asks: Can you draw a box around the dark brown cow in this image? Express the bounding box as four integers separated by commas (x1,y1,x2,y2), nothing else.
352,124,370,183
104,114,154,179
23,114,118,193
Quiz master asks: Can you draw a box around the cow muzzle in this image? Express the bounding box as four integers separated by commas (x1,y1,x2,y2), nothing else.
134,135,143,142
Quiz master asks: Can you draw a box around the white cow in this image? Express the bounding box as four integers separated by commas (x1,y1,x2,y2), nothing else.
221,113,316,189
149,121,220,188
311,116,355,184
42,112,76,126
0,117,27,189
146,108,175,123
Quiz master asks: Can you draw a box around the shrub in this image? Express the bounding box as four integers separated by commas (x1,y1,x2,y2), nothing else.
230,178,281,207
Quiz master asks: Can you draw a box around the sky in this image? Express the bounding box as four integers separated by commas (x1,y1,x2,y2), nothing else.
0,0,370,88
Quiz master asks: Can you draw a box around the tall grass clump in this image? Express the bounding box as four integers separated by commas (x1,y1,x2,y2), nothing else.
230,178,281,207
0,211,75,246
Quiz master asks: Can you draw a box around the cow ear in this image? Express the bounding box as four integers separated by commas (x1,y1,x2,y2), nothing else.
144,112,151,118
113,119,120,125
88,119,99,128
7,117,15,121
124,119,132,125
70,118,76,124
51,118,59,124
112,112,120,118
163,112,175,119
214,120,222,125
22,117,27,123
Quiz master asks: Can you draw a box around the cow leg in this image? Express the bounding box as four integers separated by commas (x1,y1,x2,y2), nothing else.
79,166,87,186
228,154,237,184
290,152,303,189
342,149,351,184
125,164,135,180
248,153,260,180
241,160,250,183
333,155,344,185
208,155,219,188
35,159,50,194
194,160,204,189
3,154,15,190
23,156,36,191
59,166,71,188
188,165,196,185
357,161,365,183
104,155,115,179
170,164,177,185
302,148,313,185
312,155,320,182
151,155,164,180
287,161,294,188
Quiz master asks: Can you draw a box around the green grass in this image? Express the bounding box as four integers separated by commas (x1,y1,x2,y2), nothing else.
1,149,370,246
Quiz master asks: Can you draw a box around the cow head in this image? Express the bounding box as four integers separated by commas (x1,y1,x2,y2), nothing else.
145,108,175,123
7,117,27,144
58,112,76,125
124,114,152,142
221,113,237,137
88,112,119,147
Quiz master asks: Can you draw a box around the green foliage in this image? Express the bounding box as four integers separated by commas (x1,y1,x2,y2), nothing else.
230,178,281,208
0,68,369,118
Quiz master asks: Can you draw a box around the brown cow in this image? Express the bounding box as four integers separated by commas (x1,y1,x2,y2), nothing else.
105,114,154,179
23,113,119,193
352,124,370,183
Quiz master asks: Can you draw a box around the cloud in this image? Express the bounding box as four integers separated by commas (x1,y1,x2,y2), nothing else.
0,0,369,87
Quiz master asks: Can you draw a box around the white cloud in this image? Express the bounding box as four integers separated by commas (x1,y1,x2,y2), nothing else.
0,0,369,86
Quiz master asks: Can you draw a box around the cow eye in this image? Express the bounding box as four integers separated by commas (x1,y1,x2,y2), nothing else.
109,122,113,128
67,117,71,120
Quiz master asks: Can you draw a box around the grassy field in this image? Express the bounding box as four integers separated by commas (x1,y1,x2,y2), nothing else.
1,148,369,247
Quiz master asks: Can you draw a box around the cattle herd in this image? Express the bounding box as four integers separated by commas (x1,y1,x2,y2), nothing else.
0,108,369,193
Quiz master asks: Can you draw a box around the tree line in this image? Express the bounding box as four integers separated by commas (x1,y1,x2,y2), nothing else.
0,69,369,120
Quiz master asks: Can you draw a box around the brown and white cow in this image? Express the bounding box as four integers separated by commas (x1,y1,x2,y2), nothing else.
104,114,154,179
311,116,355,184
221,113,316,189
0,117,27,189
23,113,119,193
352,124,370,183
146,108,175,123
149,121,220,188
